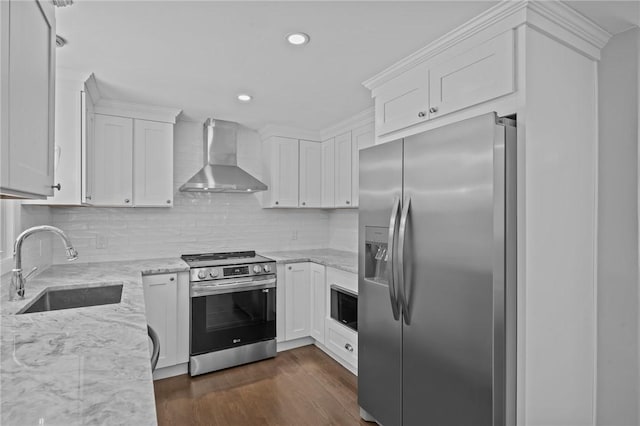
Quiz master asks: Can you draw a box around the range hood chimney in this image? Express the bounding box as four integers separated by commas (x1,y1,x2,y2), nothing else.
179,119,268,193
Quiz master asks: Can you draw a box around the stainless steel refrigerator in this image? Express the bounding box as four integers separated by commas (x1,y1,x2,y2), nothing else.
358,112,517,426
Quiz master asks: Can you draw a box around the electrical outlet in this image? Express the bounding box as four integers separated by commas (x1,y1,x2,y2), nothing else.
96,234,108,249
291,230,298,240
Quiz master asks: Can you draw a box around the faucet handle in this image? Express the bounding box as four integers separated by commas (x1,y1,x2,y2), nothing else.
24,267,38,281
66,247,78,261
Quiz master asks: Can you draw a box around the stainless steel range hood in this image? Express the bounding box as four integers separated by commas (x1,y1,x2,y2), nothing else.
179,119,267,193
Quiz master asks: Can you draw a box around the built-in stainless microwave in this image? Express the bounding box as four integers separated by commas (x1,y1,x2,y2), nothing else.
330,285,358,331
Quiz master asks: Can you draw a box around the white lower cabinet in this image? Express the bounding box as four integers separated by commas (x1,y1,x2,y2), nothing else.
325,318,358,368
284,262,311,340
142,272,189,370
309,263,326,344
276,261,358,372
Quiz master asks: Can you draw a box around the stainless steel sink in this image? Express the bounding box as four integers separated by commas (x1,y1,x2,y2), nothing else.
17,283,123,314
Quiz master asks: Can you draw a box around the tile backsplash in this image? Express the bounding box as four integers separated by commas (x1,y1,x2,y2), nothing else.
48,119,333,264
328,210,358,252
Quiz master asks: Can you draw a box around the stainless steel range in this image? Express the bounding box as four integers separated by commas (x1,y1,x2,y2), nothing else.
181,251,277,376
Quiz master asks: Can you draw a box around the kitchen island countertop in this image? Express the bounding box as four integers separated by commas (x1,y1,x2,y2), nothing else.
260,248,357,274
0,258,188,426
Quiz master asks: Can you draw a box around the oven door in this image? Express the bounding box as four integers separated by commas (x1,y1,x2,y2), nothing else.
191,277,276,355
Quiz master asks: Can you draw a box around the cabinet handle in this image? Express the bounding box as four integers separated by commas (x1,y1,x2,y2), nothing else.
301,202,306,206
86,195,92,200
346,200,350,205
275,201,279,205
166,200,171,204
418,111,427,118
345,343,353,353
288,266,292,270
429,106,439,114
51,183,61,191
125,199,130,203
169,277,175,281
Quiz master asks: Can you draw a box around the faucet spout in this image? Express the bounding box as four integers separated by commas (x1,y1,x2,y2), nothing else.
10,225,78,301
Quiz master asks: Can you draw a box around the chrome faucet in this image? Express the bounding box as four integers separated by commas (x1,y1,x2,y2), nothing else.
10,225,78,301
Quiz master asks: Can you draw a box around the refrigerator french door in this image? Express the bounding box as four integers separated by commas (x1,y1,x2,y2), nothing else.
358,112,516,426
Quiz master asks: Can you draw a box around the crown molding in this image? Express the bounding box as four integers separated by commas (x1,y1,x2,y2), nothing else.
258,124,321,142
362,0,611,91
94,98,182,124
84,73,101,105
320,106,374,141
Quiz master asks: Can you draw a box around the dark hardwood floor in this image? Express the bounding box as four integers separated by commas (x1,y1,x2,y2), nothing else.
154,345,370,425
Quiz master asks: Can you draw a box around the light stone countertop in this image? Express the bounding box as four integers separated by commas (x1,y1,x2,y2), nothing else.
260,248,358,274
0,258,189,426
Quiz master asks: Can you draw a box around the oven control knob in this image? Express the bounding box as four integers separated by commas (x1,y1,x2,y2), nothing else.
197,270,207,279
263,264,272,273
209,269,219,278
252,265,263,274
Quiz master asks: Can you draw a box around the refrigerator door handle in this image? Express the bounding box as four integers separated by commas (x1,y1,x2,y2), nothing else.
398,197,411,325
387,197,401,321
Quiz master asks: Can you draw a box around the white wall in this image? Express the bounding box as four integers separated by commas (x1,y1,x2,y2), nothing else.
596,27,640,426
49,120,330,263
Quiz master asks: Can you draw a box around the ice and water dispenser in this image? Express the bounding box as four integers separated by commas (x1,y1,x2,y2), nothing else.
364,226,390,285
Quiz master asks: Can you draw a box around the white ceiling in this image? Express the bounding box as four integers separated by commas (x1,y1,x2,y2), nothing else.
56,1,496,131
56,1,639,132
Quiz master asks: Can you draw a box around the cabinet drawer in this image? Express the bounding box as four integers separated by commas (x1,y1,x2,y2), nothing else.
374,63,429,136
429,30,514,118
326,319,358,366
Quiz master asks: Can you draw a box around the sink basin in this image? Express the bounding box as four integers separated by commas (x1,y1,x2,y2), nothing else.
17,283,123,314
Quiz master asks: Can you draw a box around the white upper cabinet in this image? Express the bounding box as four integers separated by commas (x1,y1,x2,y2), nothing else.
368,29,515,138
334,131,352,207
350,123,375,208
133,120,174,207
90,115,175,207
298,140,322,208
0,0,55,198
262,136,299,208
321,138,335,208
91,115,134,206
25,73,96,206
373,63,429,136
261,112,373,210
428,30,514,118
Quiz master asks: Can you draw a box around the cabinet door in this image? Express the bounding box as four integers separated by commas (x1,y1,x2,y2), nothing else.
298,140,322,208
309,263,326,344
0,0,55,198
133,119,173,207
91,115,133,206
373,63,429,136
284,262,311,340
334,132,352,207
351,123,375,208
429,30,514,118
82,84,95,204
269,137,299,207
321,138,335,208
142,273,178,369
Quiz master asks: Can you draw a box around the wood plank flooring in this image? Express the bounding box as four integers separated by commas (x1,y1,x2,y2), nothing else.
153,345,370,425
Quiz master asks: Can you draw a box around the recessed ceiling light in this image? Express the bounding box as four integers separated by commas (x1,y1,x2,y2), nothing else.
286,32,310,46
237,94,252,102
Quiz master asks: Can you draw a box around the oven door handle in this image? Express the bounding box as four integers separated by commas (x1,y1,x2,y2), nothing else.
191,277,276,297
